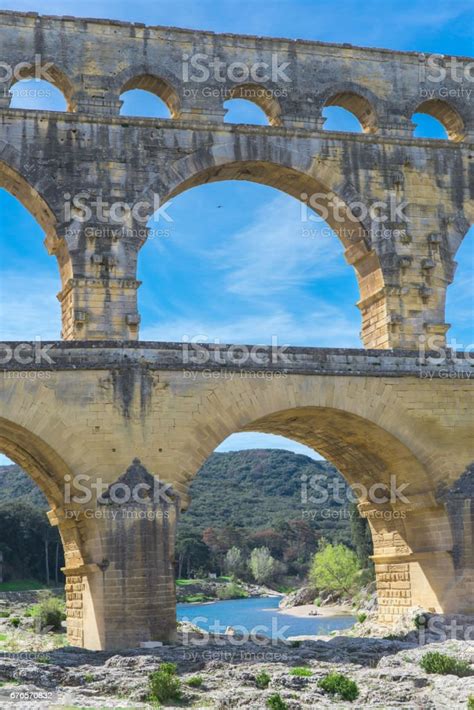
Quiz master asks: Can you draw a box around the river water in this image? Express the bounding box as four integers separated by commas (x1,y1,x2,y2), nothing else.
177,595,355,639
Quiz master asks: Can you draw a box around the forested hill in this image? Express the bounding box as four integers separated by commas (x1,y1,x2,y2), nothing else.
0,449,352,541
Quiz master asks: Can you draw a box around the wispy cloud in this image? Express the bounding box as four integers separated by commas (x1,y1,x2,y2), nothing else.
208,194,345,299
0,272,61,340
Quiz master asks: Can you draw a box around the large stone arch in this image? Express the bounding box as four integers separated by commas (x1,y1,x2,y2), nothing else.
0,417,89,645
137,139,388,347
176,375,467,620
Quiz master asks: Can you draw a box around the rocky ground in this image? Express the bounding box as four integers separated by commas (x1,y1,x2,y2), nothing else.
1,596,473,708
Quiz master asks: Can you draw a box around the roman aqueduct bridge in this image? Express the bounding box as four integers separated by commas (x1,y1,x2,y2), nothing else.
0,11,472,649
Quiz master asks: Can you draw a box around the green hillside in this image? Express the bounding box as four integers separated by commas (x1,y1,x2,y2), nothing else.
0,450,366,582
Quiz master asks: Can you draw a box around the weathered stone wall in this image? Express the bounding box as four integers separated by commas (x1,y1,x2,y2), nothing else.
0,344,472,647
0,11,472,347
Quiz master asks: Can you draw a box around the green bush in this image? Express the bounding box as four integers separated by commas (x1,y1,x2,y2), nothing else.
30,591,65,632
420,652,472,677
149,662,182,703
216,582,248,600
290,666,312,677
288,640,301,648
467,696,474,709
0,611,10,618
357,612,367,623
414,613,427,629
314,597,321,607
309,543,361,596
255,671,271,689
9,617,20,628
186,675,203,688
318,672,360,701
266,693,288,710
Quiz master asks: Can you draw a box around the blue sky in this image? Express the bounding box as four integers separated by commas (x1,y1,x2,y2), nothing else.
0,0,473,464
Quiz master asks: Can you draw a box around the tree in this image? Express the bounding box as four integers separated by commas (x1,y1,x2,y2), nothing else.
309,542,360,595
349,502,374,571
224,546,245,578
175,534,210,579
249,547,277,584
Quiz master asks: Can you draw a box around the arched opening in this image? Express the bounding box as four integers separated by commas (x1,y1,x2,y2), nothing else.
322,91,376,133
175,430,368,638
137,156,386,347
446,225,474,347
224,84,282,125
0,452,65,591
7,64,74,111
411,99,464,141
119,74,179,118
0,163,63,339
175,393,459,636
138,180,361,346
8,79,68,111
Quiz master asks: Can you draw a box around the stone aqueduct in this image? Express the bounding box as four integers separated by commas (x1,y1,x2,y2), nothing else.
0,11,473,649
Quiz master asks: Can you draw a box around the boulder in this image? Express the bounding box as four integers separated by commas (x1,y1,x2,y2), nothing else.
278,586,316,609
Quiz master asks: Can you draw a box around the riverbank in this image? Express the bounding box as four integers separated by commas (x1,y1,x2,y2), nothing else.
279,603,353,618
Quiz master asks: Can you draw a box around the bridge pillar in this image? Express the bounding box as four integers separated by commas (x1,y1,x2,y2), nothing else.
60,460,180,650
363,483,474,623
58,276,141,340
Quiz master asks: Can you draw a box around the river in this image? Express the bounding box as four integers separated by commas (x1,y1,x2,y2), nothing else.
177,595,355,639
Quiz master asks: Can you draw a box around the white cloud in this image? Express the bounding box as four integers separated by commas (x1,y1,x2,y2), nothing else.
140,304,360,347
0,272,61,340
208,194,346,299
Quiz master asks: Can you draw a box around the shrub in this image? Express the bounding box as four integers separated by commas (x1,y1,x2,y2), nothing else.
290,666,312,677
0,611,10,618
83,673,94,683
186,675,203,688
149,662,182,702
249,547,278,584
30,591,65,632
318,672,360,701
9,617,20,628
288,640,301,648
468,697,474,709
414,613,427,629
255,671,271,689
314,597,321,607
266,694,288,710
420,652,472,677
357,612,367,624
309,543,360,596
216,582,248,600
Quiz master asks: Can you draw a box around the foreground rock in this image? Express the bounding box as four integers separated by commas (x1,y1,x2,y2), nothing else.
0,626,473,708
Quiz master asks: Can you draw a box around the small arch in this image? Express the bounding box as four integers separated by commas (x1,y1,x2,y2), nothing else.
8,63,75,111
412,99,464,141
120,74,180,118
323,91,377,133
225,84,282,126
322,106,363,133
